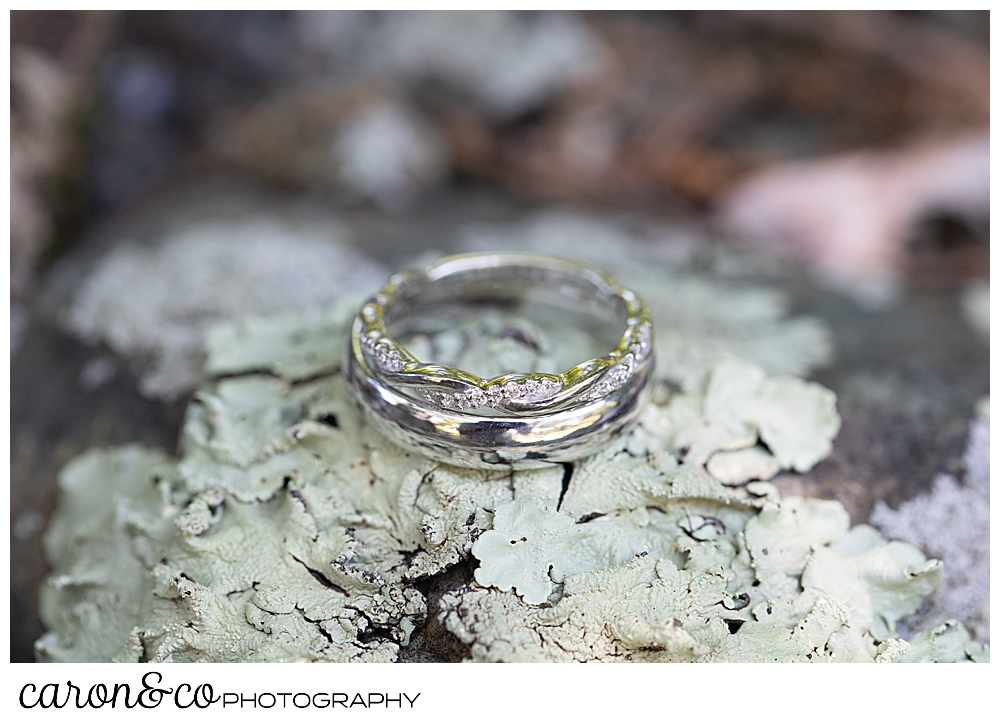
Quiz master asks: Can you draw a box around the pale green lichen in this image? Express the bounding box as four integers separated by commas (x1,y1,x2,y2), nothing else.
35,446,180,663
706,447,780,485
37,295,985,663
875,621,989,663
665,358,841,472
473,498,683,605
551,357,838,523
450,491,970,662
204,304,357,382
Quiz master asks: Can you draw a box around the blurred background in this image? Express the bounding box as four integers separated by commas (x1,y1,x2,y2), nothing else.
10,10,990,662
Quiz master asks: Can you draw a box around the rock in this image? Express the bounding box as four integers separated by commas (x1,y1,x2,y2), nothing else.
36,304,984,662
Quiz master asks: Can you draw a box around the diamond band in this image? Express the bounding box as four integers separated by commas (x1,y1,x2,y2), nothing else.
347,253,655,469
421,376,564,411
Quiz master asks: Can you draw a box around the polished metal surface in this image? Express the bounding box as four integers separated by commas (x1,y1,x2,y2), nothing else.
346,253,655,469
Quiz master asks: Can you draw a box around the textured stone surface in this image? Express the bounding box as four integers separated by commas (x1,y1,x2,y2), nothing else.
16,199,989,663
35,305,985,662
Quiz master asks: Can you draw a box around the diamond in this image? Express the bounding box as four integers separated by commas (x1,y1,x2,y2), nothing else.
385,350,405,372
361,333,380,356
607,363,632,390
630,323,651,361
372,340,406,372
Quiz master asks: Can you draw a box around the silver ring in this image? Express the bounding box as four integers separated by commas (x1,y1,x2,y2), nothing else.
346,253,655,469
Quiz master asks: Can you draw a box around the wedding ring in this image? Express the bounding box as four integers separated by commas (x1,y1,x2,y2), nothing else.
346,253,655,469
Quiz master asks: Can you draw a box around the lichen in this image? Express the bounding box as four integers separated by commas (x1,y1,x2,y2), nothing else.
665,358,841,472
62,216,385,399
35,446,180,663
38,294,985,663
204,305,356,382
447,493,960,662
473,498,684,605
870,403,990,642
707,447,780,485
